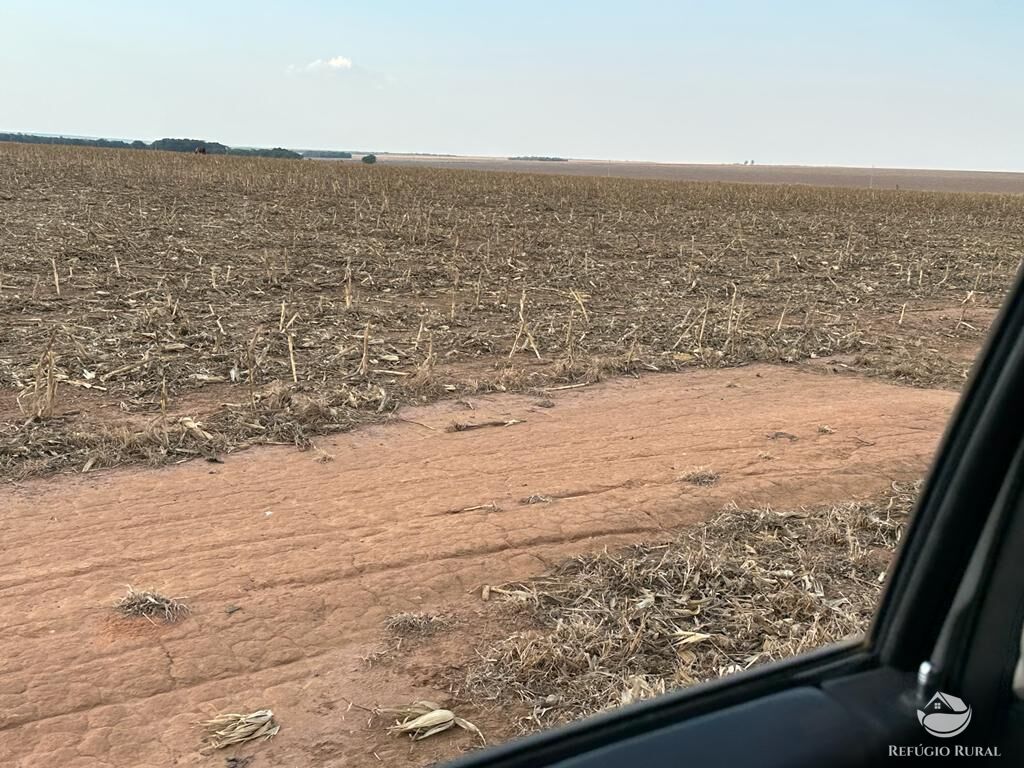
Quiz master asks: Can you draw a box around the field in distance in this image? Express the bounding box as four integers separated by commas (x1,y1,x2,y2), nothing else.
366,154,1024,195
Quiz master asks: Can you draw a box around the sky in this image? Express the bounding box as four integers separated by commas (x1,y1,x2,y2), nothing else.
1,1,1022,171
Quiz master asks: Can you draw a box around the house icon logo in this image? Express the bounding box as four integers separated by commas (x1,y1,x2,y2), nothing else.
917,692,972,738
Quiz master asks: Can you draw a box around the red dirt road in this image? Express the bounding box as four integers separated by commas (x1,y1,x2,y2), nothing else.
0,366,958,767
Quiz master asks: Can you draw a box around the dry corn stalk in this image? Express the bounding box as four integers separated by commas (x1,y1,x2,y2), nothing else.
179,416,213,441
379,700,485,745
22,329,58,419
569,288,590,321
202,709,280,750
357,320,371,375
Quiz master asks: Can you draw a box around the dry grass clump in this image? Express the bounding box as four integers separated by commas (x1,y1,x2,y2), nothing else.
0,382,390,480
466,481,918,729
201,709,280,750
385,611,454,637
680,467,720,486
115,586,189,623
852,348,971,389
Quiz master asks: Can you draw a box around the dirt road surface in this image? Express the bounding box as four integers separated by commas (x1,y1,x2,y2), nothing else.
0,366,958,767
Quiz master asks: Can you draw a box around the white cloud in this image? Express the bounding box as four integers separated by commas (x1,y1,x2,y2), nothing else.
325,56,352,70
291,55,353,73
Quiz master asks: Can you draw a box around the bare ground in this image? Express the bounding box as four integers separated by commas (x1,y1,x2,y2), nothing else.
0,365,956,767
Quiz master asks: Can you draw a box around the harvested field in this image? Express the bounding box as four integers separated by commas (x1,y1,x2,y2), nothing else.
373,155,1024,195
465,481,917,730
0,142,1021,767
1,143,1020,481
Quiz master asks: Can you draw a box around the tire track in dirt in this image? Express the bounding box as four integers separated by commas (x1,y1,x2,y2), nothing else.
0,365,957,767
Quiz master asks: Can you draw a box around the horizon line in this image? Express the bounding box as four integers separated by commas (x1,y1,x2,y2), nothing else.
3,129,1023,176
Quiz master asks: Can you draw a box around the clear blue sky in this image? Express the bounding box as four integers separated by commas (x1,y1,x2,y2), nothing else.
1,1,1022,170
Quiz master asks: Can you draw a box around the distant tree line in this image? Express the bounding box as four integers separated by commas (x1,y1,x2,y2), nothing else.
298,150,353,159
227,146,300,158
0,132,142,150
0,132,301,159
148,137,230,154
508,156,569,162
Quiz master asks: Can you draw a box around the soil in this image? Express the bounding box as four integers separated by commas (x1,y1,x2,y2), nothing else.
0,365,957,767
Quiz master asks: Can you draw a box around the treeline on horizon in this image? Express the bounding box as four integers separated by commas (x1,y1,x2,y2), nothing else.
297,149,353,158
509,155,569,162
0,132,303,159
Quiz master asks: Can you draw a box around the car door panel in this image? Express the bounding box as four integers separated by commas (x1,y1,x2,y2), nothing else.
549,688,872,768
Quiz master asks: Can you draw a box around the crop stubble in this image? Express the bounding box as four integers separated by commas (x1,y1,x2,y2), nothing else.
0,142,1020,482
